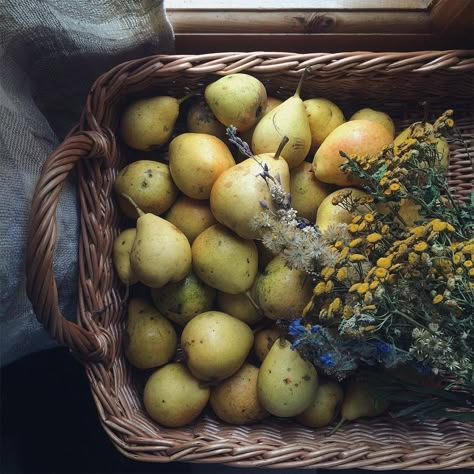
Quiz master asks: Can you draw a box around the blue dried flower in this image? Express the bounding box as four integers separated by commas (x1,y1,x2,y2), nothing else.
319,352,335,367
375,341,393,354
311,325,321,334
288,319,306,336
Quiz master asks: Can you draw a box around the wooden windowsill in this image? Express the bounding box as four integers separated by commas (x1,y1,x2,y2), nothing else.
166,0,474,53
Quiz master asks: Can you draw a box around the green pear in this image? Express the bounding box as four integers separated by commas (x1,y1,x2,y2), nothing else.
181,311,254,382
150,272,216,326
341,377,389,421
256,255,314,320
120,95,188,150
192,224,258,294
257,338,318,417
252,73,311,168
253,326,282,362
125,195,192,288
125,298,177,369
205,74,267,132
210,152,290,239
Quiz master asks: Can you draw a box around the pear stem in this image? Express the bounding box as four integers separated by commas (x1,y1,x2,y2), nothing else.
178,92,196,105
245,290,263,314
294,67,311,98
120,193,145,218
329,417,346,435
274,136,289,160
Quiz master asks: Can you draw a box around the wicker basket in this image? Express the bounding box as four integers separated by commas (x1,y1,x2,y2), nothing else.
26,51,474,470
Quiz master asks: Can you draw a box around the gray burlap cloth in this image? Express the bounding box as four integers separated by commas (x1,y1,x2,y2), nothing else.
0,0,174,366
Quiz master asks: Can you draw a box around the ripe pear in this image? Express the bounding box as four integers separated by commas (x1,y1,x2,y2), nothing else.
254,326,282,362
304,98,346,151
210,152,290,239
341,377,389,421
144,363,210,427
350,108,395,138
150,272,216,327
296,379,344,428
216,275,262,326
181,311,254,382
315,188,371,232
113,228,138,285
290,161,336,222
240,97,283,145
120,95,183,150
168,133,235,200
313,120,393,186
205,73,267,132
164,196,217,244
125,298,177,369
376,198,423,227
114,160,178,218
187,100,227,140
126,196,192,288
256,255,314,321
210,363,268,425
252,74,311,169
257,338,318,417
394,121,449,170
192,224,258,294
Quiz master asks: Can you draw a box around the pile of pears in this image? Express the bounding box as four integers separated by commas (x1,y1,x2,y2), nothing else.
113,73,447,429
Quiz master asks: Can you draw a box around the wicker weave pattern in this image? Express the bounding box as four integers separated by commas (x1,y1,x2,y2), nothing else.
26,51,474,469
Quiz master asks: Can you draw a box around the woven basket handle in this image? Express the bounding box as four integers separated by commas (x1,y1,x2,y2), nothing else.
26,130,112,362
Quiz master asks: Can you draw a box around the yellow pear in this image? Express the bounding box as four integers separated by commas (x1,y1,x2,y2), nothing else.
120,95,184,150
376,198,423,227
163,196,217,244
210,152,290,239
304,98,345,151
252,74,311,169
205,73,267,132
181,311,254,382
114,160,178,218
192,224,258,294
394,122,449,170
168,133,235,200
216,275,262,326
210,363,268,424
257,338,318,417
254,326,282,362
315,188,371,232
256,255,314,321
113,228,138,285
341,377,389,421
186,100,227,140
290,161,336,222
125,196,192,288
313,120,394,186
144,363,210,427
350,108,395,138
240,97,283,145
125,298,177,369
296,379,344,428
